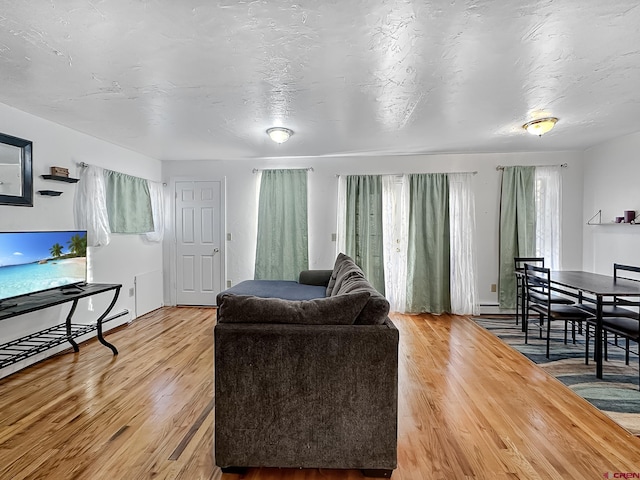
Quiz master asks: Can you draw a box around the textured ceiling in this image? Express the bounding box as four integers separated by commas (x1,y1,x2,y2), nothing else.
0,0,639,161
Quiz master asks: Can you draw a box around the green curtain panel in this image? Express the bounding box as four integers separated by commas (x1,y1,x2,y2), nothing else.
406,173,450,314
104,170,154,234
255,169,309,280
344,175,385,294
498,166,536,308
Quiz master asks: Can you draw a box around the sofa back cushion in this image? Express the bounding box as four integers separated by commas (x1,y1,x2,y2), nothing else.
217,291,370,325
336,275,390,325
327,253,390,325
327,252,365,297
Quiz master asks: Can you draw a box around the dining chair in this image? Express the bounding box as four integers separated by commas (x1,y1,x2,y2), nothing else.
514,257,545,327
578,264,640,319
585,314,640,388
523,264,592,358
584,264,640,388
515,257,575,331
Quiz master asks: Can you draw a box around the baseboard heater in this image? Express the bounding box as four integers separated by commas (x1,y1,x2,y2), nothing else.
479,303,515,316
102,309,129,326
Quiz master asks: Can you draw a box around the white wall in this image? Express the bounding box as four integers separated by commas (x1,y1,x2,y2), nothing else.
0,102,163,378
163,150,584,308
583,131,640,273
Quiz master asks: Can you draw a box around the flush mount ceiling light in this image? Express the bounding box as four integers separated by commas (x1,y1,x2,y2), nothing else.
266,127,293,144
523,117,558,136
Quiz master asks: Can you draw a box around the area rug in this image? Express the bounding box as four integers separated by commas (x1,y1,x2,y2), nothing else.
473,316,640,436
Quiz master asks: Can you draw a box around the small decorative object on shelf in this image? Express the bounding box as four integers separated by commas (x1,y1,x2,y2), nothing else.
38,190,63,196
624,210,636,224
50,166,69,177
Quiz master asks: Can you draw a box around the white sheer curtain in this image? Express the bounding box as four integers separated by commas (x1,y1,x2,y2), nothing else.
335,175,347,256
74,165,165,246
535,166,561,269
74,165,111,247
145,180,165,242
382,175,408,312
448,173,479,315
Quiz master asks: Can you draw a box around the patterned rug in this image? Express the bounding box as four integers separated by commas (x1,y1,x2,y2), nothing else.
473,316,640,436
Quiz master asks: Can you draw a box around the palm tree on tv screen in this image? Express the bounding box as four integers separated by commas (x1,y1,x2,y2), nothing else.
67,234,87,257
49,243,63,258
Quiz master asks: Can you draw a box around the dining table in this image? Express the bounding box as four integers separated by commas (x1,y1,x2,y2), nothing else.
548,270,640,378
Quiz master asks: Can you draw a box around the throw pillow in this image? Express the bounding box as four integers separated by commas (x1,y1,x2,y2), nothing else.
217,291,371,325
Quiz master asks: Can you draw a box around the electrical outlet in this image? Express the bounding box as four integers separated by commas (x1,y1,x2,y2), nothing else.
227,280,232,288
129,287,135,297
490,284,497,293
227,233,232,241
331,233,336,242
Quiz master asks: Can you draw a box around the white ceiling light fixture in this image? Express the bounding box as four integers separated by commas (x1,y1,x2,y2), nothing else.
266,127,294,144
523,117,558,136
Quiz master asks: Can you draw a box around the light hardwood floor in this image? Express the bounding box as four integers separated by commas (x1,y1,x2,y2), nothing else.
1,307,639,479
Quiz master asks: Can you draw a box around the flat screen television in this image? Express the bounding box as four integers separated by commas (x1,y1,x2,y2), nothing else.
0,230,87,303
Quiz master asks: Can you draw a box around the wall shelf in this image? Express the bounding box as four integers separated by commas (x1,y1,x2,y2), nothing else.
38,190,62,196
587,209,640,225
589,223,640,226
41,175,79,183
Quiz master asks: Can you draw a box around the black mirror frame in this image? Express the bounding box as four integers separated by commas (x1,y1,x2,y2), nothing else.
0,132,33,207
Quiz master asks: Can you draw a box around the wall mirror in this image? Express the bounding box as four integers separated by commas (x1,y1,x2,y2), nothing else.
0,132,33,206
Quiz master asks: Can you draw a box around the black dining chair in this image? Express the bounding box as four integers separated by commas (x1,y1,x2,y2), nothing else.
523,264,592,358
584,264,640,388
515,257,574,331
514,257,545,327
585,314,640,389
578,264,640,319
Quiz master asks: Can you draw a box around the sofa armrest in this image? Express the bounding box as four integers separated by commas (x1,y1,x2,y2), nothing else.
214,318,398,470
298,269,333,286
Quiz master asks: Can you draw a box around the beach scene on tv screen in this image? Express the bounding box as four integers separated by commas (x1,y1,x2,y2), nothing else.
0,231,87,301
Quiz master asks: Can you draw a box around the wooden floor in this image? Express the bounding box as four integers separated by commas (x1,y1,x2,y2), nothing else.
1,308,639,479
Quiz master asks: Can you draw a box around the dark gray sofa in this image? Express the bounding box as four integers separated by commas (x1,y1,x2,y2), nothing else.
214,253,398,477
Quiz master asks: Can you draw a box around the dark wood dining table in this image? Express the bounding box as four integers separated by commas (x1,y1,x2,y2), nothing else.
548,270,640,378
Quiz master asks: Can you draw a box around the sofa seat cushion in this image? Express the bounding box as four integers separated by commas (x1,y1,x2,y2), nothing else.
217,292,371,325
216,280,325,306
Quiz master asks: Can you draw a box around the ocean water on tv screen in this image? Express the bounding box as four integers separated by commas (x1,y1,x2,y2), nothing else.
0,258,86,300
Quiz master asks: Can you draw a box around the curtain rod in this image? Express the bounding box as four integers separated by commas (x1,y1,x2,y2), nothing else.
77,162,166,186
496,163,567,171
252,167,314,173
334,171,478,178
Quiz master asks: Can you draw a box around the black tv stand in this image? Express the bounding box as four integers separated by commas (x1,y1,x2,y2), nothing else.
0,301,18,312
0,283,123,370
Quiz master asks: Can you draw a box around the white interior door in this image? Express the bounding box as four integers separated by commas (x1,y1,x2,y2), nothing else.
175,180,224,305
